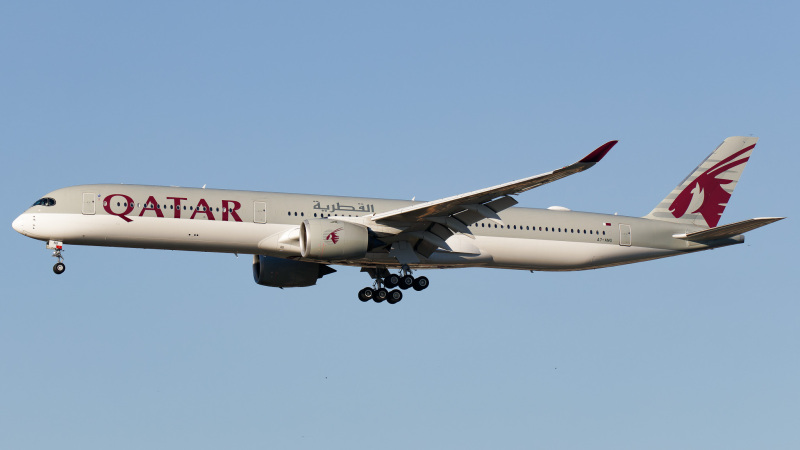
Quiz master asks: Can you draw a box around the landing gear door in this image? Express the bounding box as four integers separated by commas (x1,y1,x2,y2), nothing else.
254,201,267,224
619,224,631,246
82,193,96,215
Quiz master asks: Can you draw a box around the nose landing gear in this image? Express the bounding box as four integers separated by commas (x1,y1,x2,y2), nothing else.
47,240,65,274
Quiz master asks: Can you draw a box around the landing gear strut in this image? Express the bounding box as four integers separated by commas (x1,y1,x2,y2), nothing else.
356,266,429,304
48,240,66,275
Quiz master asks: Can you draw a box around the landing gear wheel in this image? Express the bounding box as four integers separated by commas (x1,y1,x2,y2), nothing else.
399,275,414,290
387,289,403,304
375,288,389,303
53,262,66,275
384,274,400,288
413,276,429,291
358,287,374,302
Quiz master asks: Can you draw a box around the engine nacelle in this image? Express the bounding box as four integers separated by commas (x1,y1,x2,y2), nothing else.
252,255,336,288
300,219,369,260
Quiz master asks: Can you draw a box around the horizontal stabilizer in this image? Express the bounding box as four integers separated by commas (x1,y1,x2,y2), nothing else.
673,217,784,241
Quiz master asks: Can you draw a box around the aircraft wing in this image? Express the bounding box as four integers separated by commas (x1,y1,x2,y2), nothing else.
369,140,617,260
372,140,618,224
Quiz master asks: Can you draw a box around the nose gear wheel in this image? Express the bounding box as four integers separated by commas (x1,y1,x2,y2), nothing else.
47,240,66,275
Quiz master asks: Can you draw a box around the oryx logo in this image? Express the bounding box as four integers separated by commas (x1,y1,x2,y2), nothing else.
669,145,753,228
324,227,344,244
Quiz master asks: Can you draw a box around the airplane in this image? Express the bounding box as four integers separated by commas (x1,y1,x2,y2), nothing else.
12,136,783,304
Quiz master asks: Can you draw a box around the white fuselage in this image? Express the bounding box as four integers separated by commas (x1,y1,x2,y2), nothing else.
12,184,735,272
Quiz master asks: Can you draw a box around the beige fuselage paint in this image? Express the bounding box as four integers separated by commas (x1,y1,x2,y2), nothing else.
14,184,742,272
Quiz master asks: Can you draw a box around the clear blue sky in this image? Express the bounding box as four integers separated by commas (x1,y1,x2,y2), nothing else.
2,1,797,449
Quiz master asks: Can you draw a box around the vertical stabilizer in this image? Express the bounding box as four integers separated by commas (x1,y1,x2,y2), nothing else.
644,136,757,228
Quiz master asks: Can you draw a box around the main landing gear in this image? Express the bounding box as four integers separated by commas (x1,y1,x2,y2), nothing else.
48,240,66,274
357,266,429,304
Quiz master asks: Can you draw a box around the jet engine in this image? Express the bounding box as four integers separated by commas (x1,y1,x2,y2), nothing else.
252,255,336,288
300,219,370,260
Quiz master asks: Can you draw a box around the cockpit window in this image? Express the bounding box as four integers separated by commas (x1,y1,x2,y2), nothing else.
32,197,56,207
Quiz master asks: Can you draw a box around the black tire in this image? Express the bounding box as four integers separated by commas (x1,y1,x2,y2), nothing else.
375,288,389,302
413,276,429,291
53,262,66,275
358,287,374,302
387,289,403,304
399,275,414,290
384,274,400,288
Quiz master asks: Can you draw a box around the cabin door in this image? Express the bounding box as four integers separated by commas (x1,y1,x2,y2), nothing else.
254,201,267,223
619,224,631,246
82,193,96,215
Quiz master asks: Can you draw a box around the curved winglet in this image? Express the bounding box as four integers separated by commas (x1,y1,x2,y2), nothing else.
580,140,618,163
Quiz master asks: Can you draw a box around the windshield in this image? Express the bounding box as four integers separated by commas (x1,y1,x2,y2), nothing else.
32,197,56,207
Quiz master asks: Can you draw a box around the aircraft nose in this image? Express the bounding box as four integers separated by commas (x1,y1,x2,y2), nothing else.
12,214,27,235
